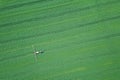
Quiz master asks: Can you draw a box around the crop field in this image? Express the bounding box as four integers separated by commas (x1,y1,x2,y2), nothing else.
0,0,120,80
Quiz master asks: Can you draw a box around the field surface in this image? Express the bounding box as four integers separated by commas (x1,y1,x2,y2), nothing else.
0,0,120,80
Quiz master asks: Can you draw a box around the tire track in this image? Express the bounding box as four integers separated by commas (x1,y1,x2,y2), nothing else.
0,32,120,63
0,0,50,12
0,15,120,44
0,0,119,27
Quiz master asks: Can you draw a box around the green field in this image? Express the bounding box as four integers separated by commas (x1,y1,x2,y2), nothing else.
0,0,120,80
